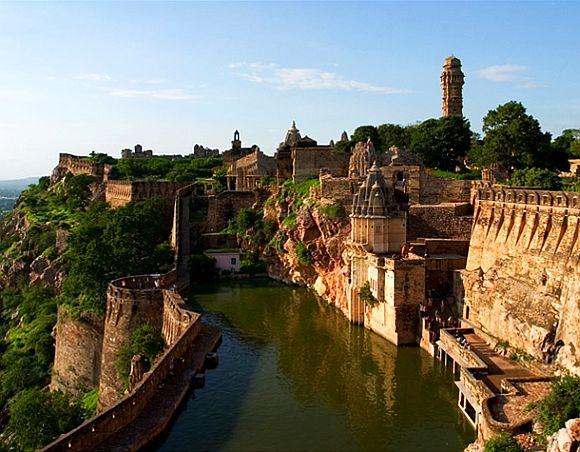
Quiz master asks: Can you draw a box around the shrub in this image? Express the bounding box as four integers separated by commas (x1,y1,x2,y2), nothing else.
80,388,99,418
359,281,378,308
294,242,312,266
510,168,563,190
7,388,84,450
321,202,345,218
427,168,482,180
189,253,218,282
483,433,522,452
116,324,164,385
282,212,298,229
239,255,266,275
532,375,580,436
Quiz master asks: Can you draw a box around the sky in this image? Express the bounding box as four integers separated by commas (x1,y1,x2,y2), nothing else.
0,1,579,180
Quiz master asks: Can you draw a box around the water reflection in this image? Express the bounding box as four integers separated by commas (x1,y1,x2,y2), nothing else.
158,280,473,451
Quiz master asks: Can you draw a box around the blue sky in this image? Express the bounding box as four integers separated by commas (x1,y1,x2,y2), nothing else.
0,1,579,179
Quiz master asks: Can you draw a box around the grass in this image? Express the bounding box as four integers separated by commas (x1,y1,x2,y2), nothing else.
427,168,481,180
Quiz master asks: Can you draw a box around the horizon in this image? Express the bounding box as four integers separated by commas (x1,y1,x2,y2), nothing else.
1,1,579,179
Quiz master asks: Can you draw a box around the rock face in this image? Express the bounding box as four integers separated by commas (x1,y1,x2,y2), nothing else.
547,418,580,452
462,185,580,375
264,195,350,315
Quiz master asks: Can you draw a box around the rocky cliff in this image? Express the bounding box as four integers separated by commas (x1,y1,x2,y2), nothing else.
260,185,351,316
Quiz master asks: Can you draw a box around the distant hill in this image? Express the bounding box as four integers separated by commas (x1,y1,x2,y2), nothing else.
0,177,40,214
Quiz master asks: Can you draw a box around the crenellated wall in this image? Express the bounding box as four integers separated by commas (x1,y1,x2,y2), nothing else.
462,184,580,374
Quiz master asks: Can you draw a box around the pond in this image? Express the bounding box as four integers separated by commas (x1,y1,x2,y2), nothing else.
158,279,474,451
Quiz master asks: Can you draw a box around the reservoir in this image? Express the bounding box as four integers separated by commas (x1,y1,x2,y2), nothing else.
158,280,474,451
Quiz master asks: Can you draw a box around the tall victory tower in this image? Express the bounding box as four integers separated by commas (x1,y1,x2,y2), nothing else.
440,55,465,117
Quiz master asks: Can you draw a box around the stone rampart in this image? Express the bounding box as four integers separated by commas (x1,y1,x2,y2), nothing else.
462,185,580,374
50,309,104,397
43,297,201,451
420,173,473,204
292,148,347,183
408,203,473,239
105,180,184,208
53,153,112,182
204,190,256,233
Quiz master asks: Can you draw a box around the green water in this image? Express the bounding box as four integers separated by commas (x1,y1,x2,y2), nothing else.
158,280,474,451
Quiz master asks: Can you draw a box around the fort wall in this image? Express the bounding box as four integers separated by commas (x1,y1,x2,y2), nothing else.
419,173,473,205
408,203,473,239
203,191,256,233
462,184,580,374
292,148,347,183
52,153,112,182
50,309,104,397
105,180,184,208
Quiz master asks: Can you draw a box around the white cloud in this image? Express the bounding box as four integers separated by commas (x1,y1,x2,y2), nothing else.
109,88,198,101
77,73,114,82
230,62,410,95
477,64,546,89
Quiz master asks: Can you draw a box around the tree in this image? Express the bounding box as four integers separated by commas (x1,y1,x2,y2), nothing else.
510,168,563,190
7,389,84,450
377,123,412,151
553,129,580,159
409,116,472,170
351,125,381,149
481,101,553,174
116,324,164,384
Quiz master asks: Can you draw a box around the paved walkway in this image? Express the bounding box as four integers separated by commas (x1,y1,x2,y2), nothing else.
464,333,533,393
95,324,221,452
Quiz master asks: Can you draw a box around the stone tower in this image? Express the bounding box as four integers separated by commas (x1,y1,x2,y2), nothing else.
441,55,465,117
284,121,301,147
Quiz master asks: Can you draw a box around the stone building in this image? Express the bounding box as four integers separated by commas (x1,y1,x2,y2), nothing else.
345,164,425,345
121,144,154,159
275,121,348,183
226,148,276,191
441,55,465,117
222,130,259,163
192,144,220,158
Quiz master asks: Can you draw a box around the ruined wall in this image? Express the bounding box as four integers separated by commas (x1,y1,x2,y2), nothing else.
105,180,183,208
50,308,104,397
203,191,256,233
419,173,473,205
408,203,473,239
52,153,112,182
462,185,580,374
292,148,347,183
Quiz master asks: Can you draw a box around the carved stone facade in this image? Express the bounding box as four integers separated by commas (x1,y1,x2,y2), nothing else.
345,164,425,345
441,55,465,117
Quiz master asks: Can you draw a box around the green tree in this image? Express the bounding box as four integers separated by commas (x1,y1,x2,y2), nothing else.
553,129,580,158
409,116,472,170
7,389,84,450
510,167,563,190
377,123,412,151
481,101,554,174
351,125,381,149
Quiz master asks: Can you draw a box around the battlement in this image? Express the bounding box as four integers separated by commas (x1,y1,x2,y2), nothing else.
473,183,580,212
54,153,112,181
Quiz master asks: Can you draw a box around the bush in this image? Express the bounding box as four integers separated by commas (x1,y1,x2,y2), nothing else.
239,255,266,275
116,324,164,385
80,388,99,418
359,281,378,308
189,253,218,282
320,202,345,218
427,168,482,180
510,168,563,190
532,375,580,436
483,433,522,452
294,242,312,266
282,212,298,229
7,388,84,450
